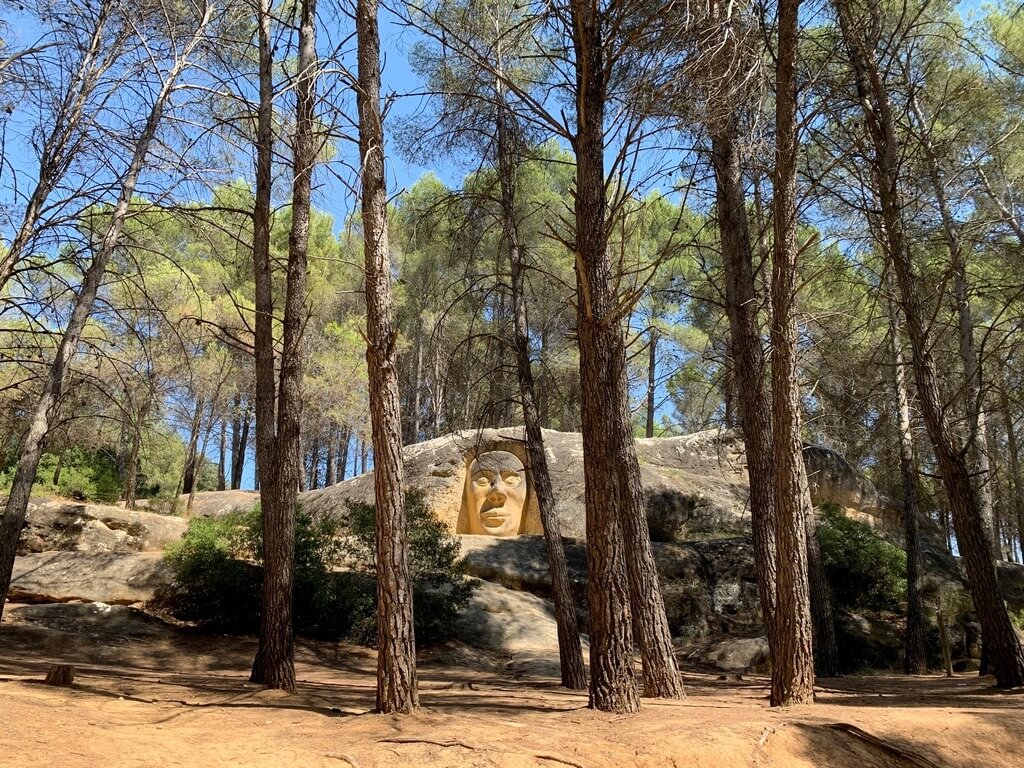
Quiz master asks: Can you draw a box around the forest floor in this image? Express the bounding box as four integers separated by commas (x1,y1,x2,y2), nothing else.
1,605,1021,768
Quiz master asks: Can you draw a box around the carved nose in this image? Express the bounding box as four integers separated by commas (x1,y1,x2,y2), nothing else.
487,481,507,502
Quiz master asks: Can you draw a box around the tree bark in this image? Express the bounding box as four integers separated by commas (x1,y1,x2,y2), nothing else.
181,397,204,496
570,0,640,714
769,0,816,707
645,327,657,438
888,296,928,674
0,7,212,618
710,117,779,647
907,93,997,554
249,0,316,691
217,418,227,492
997,381,1024,561
326,425,337,486
835,0,1024,688
357,0,418,714
497,96,586,692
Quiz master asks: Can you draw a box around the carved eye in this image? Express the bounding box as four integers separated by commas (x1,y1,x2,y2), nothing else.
502,472,521,487
473,474,492,487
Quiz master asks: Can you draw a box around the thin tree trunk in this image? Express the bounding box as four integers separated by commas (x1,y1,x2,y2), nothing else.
0,7,212,617
231,396,249,490
181,397,204,497
835,0,1024,688
52,449,65,488
570,0,640,714
805,510,839,677
907,93,997,554
217,418,227,492
888,296,928,674
123,395,151,511
770,0,816,707
0,4,123,295
997,381,1024,561
357,0,418,714
412,319,424,444
645,327,657,438
339,427,351,482
326,425,337,486
710,117,779,649
308,437,320,490
497,96,586,691
249,0,315,691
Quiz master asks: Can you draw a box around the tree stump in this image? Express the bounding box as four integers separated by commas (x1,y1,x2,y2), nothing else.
43,664,75,686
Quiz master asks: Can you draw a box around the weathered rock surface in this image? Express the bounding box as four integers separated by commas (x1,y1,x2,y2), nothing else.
696,636,771,673
19,499,186,555
303,427,890,542
9,552,171,605
453,580,587,678
459,533,762,638
6,601,170,637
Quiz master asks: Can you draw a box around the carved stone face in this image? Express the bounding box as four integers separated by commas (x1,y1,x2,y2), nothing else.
464,451,527,537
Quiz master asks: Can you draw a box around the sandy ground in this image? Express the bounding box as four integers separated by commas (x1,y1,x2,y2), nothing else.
1,607,1021,768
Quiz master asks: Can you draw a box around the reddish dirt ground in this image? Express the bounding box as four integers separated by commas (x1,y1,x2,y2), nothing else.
1,609,1021,768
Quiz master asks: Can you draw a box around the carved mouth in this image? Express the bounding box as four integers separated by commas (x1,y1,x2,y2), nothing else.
480,508,509,526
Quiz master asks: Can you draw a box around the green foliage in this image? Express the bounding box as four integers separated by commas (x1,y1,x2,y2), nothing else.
162,492,475,646
817,503,906,613
342,490,477,646
0,447,122,502
162,513,261,629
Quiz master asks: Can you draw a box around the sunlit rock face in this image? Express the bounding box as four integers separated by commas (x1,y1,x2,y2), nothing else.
300,427,893,541
460,451,528,537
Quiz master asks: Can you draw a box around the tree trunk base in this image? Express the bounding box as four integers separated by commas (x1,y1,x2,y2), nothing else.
44,664,75,686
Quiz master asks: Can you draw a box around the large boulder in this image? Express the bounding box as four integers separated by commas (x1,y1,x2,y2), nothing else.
5,601,170,637
19,499,186,555
459,534,763,638
304,427,885,542
452,579,588,678
9,551,171,605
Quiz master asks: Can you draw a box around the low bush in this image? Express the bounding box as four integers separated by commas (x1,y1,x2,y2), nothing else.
817,503,906,613
162,491,475,646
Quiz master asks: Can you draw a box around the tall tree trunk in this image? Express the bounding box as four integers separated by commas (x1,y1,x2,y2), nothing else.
497,97,586,691
907,93,997,554
570,0,640,714
997,381,1024,561
326,425,337,486
710,117,779,649
888,296,928,674
250,0,316,691
357,0,418,714
339,427,351,482
123,395,151,511
770,0,816,707
231,396,250,490
182,397,204,497
0,7,212,617
835,0,1024,688
805,510,839,676
411,318,424,444
645,327,657,438
217,418,227,492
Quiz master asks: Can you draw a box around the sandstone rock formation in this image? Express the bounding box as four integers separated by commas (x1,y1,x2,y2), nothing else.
303,427,892,542
19,499,187,555
9,551,171,605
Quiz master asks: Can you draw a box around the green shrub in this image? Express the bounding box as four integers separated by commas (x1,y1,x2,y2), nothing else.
0,447,123,502
343,491,477,646
162,513,260,629
817,503,906,613
162,491,475,646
